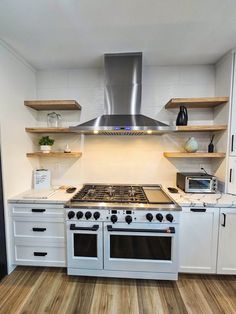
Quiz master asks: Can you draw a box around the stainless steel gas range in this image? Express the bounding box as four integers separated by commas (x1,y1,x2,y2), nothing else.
65,184,181,280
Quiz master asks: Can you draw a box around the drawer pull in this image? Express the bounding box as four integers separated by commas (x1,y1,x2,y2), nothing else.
32,208,46,213
32,227,46,232
190,208,206,212
33,252,47,257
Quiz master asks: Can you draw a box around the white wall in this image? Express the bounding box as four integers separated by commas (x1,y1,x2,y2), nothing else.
0,41,36,271
35,65,215,186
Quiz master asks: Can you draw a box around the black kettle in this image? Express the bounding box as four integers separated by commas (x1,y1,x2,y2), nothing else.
176,106,188,126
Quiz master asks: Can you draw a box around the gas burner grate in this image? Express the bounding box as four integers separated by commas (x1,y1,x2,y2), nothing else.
71,185,149,204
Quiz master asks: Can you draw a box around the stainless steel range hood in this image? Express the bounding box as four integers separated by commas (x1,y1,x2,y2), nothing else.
70,52,176,135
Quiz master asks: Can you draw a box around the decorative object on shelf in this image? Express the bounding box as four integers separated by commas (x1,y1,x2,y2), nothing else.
176,106,188,126
208,135,215,153
184,137,198,153
39,136,55,153
47,112,62,128
64,144,71,153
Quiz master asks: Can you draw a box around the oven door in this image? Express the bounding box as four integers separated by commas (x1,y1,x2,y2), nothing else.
67,221,103,269
104,222,178,273
186,178,213,193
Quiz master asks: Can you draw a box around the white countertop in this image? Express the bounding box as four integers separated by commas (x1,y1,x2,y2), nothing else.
163,186,236,208
8,187,81,204
8,185,236,208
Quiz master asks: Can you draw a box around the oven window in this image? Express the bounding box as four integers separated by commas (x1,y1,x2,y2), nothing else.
74,234,97,257
110,235,171,260
189,179,210,190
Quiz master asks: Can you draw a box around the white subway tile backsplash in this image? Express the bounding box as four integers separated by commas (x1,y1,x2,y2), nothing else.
35,65,216,185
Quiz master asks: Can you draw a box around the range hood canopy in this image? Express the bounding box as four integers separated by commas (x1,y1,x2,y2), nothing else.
70,52,176,135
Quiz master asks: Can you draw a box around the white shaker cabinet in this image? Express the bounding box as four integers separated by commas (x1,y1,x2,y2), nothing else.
228,157,236,194
179,207,219,273
230,54,236,157
217,208,236,274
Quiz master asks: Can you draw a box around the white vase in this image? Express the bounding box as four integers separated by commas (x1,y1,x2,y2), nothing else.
184,137,198,153
40,145,52,153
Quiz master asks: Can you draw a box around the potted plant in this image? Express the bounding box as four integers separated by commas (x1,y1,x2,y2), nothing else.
39,136,55,153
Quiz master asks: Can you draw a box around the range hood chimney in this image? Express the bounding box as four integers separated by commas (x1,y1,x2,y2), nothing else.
70,52,176,135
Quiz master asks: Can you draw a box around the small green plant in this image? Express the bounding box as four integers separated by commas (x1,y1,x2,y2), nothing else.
39,136,55,146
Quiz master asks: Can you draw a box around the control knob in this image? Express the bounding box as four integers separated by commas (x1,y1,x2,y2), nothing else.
68,211,75,219
111,215,118,224
146,213,153,222
76,211,83,219
85,211,92,220
93,212,100,220
166,213,174,222
125,215,132,224
156,213,163,222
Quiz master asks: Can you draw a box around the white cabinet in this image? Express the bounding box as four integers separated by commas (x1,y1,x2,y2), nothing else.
179,207,219,273
230,55,236,157
10,203,66,267
217,208,236,274
228,157,236,194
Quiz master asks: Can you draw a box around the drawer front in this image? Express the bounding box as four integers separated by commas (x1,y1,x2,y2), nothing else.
13,218,65,239
14,242,66,267
11,204,65,218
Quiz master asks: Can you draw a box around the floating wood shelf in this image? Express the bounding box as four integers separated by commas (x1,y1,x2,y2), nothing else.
26,152,82,158
25,127,77,133
165,97,229,109
176,125,227,132
24,100,81,110
163,152,226,158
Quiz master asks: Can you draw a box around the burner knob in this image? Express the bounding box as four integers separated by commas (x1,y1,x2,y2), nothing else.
93,212,100,220
156,213,163,222
111,215,118,224
146,213,153,222
68,211,75,219
166,213,174,223
85,211,92,220
125,215,132,224
76,211,83,219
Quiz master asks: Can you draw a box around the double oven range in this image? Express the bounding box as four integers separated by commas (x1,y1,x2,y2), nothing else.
65,184,181,280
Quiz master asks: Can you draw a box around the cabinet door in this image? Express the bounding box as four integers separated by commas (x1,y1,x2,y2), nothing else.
179,207,219,273
217,208,236,274
228,157,236,194
230,55,236,156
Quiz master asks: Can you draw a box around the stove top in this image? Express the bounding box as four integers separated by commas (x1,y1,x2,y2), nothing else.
72,184,149,204
66,184,181,210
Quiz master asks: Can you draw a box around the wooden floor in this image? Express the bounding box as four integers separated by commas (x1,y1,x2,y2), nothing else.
0,267,235,314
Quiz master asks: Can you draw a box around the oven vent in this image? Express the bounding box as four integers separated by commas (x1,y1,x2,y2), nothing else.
95,131,145,136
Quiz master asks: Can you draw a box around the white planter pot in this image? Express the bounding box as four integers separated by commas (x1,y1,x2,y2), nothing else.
40,145,52,153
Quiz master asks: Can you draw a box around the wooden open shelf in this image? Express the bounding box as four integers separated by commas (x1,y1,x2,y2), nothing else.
176,125,227,132
26,152,82,158
165,97,229,109
24,100,81,110
163,152,226,158
25,127,77,133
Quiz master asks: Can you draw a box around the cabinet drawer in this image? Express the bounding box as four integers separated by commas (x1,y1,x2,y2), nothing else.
13,218,65,239
11,204,64,218
14,242,66,267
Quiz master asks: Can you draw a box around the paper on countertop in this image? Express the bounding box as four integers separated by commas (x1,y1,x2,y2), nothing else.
22,189,57,199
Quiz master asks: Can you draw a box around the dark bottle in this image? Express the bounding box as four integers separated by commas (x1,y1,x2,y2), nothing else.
176,106,188,126
208,135,215,153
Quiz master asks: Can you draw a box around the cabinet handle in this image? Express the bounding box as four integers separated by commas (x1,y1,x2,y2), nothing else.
229,169,233,183
32,227,46,232
190,208,206,212
231,135,234,152
31,208,46,213
33,252,47,256
221,213,226,227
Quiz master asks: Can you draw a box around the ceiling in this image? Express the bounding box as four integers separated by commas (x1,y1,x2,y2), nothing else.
0,0,236,69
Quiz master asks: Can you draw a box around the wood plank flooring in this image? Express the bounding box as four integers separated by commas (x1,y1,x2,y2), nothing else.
0,267,235,314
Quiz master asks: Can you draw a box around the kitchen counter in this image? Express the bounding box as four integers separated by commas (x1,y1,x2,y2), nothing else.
164,187,236,208
8,187,80,204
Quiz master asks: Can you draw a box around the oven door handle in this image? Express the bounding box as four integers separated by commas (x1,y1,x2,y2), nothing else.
70,224,99,231
107,225,175,234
